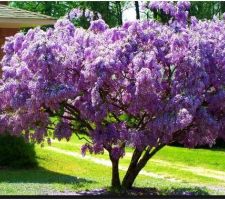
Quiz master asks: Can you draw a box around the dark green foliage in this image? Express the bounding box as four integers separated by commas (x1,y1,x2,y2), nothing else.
9,1,70,19
170,138,225,149
0,134,37,169
10,1,125,28
152,10,171,24
190,1,225,20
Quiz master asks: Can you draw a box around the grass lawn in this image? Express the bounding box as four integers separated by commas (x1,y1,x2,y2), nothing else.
0,135,225,195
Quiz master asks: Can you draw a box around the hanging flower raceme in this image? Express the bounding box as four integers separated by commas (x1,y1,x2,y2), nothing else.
67,8,102,22
145,1,191,28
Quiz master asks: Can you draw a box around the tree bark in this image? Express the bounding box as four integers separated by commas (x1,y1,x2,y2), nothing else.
121,148,143,189
135,1,140,20
110,156,121,189
122,145,165,189
122,148,147,189
116,1,123,25
122,164,140,189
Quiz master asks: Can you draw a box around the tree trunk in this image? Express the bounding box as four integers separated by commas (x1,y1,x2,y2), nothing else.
121,148,142,189
110,156,121,189
135,1,140,20
122,164,141,189
122,150,148,189
116,1,123,25
122,145,165,189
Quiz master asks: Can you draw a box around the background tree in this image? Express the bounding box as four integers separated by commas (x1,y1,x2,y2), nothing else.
189,1,225,19
142,1,225,22
10,1,125,27
135,1,140,20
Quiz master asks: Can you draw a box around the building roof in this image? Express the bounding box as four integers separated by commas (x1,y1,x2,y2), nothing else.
0,4,56,28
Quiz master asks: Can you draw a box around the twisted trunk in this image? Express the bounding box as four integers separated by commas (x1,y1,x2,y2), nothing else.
122,164,140,189
121,148,143,189
122,145,165,189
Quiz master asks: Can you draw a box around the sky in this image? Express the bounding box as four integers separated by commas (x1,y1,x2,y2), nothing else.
122,2,149,22
122,6,137,22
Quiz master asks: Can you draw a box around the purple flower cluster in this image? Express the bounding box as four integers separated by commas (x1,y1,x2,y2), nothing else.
81,143,93,156
68,8,102,22
54,121,72,141
148,1,176,16
146,1,191,27
89,19,109,33
1,2,225,157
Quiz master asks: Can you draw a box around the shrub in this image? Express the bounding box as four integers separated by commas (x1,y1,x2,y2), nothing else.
0,134,37,169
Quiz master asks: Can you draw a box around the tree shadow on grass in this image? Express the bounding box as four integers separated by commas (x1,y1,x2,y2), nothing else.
163,187,209,196
112,186,210,197
96,186,210,198
0,167,95,187
208,147,225,153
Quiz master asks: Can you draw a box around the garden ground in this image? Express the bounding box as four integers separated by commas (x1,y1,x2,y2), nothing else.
0,135,225,196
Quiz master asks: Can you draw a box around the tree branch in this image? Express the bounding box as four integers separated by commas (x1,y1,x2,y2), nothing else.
64,104,94,131
136,144,165,171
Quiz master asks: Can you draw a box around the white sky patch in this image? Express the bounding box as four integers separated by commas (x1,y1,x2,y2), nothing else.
123,6,137,22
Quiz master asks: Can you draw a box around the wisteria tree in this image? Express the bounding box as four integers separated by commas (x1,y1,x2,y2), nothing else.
1,2,225,189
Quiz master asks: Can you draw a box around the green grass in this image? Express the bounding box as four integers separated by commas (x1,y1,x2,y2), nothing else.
0,134,225,195
51,135,225,171
50,135,225,194
0,147,112,195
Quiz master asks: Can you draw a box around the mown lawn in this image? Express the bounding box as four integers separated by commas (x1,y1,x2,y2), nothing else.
0,135,225,195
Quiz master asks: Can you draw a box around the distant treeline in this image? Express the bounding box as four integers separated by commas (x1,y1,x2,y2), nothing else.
10,1,225,29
